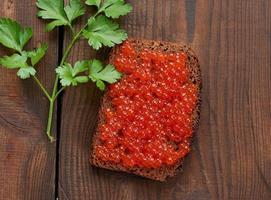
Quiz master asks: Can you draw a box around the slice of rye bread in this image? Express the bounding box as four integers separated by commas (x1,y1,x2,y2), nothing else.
90,39,201,181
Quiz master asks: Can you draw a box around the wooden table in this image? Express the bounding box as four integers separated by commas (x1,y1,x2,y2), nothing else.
0,0,270,199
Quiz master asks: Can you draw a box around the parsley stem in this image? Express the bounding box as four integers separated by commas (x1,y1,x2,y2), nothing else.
54,86,66,100
33,75,51,100
45,23,88,141
68,24,75,36
46,99,55,143
60,25,87,69
52,24,87,98
45,10,101,141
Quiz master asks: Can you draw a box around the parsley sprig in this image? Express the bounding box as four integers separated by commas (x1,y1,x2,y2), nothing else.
0,0,132,142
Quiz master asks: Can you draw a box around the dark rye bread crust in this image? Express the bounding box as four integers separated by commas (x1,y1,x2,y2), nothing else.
90,39,201,181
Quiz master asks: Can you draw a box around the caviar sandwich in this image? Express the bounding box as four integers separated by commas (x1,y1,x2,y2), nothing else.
90,39,201,181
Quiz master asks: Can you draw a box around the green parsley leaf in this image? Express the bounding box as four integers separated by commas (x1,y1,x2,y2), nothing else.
17,67,36,79
56,63,76,86
74,76,89,83
83,15,127,50
90,63,122,83
0,18,33,52
36,0,70,31
96,80,105,90
64,0,85,23
56,61,89,86
88,59,122,90
85,0,101,7
27,43,48,66
0,53,28,69
88,59,103,78
101,0,132,19
0,52,36,79
73,60,90,74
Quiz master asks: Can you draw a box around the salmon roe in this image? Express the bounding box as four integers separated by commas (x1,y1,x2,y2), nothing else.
94,41,198,168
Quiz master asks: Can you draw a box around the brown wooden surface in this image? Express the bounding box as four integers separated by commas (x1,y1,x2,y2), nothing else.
0,0,270,200
59,0,271,200
0,0,58,199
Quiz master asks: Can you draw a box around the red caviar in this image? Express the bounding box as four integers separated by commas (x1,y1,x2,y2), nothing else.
94,41,198,168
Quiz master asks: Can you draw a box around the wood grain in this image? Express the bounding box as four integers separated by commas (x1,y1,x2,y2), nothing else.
57,0,269,199
0,0,58,199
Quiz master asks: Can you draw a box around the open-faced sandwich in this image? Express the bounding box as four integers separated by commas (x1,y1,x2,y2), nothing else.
90,39,201,181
